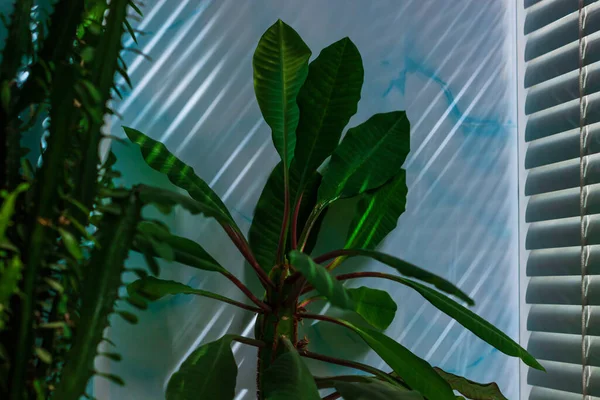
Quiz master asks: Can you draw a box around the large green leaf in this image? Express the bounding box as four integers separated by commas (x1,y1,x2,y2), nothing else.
342,322,454,400
290,251,395,329
334,378,424,400
263,338,320,400
294,37,363,192
124,127,234,223
348,287,397,330
434,368,507,400
136,221,226,273
249,163,322,272
317,111,410,204
346,170,407,250
253,19,311,171
329,249,473,305
390,277,544,371
166,335,237,400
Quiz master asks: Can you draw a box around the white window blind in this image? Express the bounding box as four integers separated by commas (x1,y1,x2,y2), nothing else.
521,0,600,399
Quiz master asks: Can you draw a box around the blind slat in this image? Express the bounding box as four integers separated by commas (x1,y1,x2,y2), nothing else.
528,332,600,367
526,61,600,114
525,0,598,35
531,387,600,400
525,122,600,168
525,92,600,141
524,29,600,88
528,360,600,395
527,305,600,335
525,3,600,61
527,246,600,276
526,276,600,305
525,153,600,196
526,183,600,222
526,215,600,249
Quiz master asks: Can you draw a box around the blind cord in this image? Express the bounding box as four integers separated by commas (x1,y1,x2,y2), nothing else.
579,0,588,398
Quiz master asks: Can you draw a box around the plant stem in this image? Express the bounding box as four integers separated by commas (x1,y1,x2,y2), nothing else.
297,313,348,328
231,335,266,348
335,271,403,284
298,295,324,309
313,249,351,265
297,203,325,252
276,173,291,263
314,375,372,389
222,271,271,312
291,192,303,250
223,225,274,289
300,350,396,385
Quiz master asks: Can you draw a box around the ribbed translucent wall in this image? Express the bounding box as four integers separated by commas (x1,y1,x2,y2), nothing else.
1,0,523,398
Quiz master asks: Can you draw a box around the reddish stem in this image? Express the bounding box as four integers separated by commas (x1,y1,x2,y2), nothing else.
291,192,303,250
335,271,398,283
300,350,394,384
215,297,265,314
313,249,350,265
224,225,274,289
298,296,323,309
222,271,271,313
231,335,266,348
296,313,347,329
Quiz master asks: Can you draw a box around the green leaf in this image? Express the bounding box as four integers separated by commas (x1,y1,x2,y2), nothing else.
252,19,311,171
390,277,544,371
290,251,353,309
127,277,248,309
136,221,226,273
136,185,231,226
263,338,320,400
166,335,237,400
116,310,138,324
147,236,175,262
0,182,28,243
35,348,53,365
294,37,363,193
341,322,454,400
0,256,23,329
318,111,410,204
332,249,473,306
346,170,407,250
434,368,508,400
249,163,321,272
334,378,424,400
290,251,395,329
58,228,83,261
124,128,234,223
133,234,225,274
348,287,397,330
